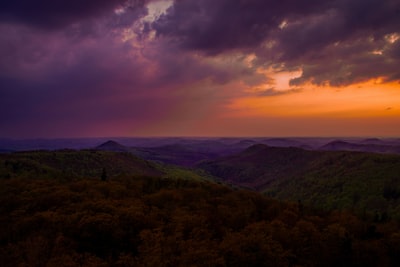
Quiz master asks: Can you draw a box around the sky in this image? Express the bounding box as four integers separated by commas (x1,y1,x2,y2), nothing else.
1,0,400,138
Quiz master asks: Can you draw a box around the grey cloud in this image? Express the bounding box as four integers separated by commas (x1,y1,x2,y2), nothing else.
150,0,400,86
152,0,327,55
0,0,149,30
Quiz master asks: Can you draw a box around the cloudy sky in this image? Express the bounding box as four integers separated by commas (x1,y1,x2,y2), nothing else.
1,0,400,138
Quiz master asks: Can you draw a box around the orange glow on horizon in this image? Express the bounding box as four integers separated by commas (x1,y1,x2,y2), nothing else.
227,79,400,119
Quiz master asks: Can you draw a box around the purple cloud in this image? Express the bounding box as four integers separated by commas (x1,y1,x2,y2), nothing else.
0,0,146,30
151,0,325,55
0,0,399,137
150,0,400,85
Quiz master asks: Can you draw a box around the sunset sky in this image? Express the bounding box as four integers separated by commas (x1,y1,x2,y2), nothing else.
1,0,400,138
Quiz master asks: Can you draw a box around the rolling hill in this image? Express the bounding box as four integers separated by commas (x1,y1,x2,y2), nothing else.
197,144,319,189
0,149,214,183
198,144,400,219
95,140,251,166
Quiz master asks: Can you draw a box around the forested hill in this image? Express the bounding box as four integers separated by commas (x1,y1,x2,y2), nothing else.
197,144,319,189
1,150,400,266
0,150,163,180
198,144,400,219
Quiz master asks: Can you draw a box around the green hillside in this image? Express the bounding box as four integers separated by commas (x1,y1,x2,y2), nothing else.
265,150,400,220
197,144,319,189
0,149,211,183
198,144,400,219
0,150,162,180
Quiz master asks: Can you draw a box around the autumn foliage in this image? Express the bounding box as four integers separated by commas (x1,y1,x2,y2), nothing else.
1,151,400,266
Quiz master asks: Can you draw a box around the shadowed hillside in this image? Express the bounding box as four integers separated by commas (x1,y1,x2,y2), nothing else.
96,140,250,166
198,144,319,189
198,144,400,219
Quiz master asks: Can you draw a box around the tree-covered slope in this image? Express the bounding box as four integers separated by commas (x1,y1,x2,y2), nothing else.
197,144,320,189
0,150,163,180
198,144,400,219
0,149,214,183
2,162,400,266
265,150,400,219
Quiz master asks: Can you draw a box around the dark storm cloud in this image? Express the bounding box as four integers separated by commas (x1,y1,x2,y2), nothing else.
0,0,149,30
152,0,399,55
338,0,400,34
287,36,400,86
151,0,400,85
272,0,400,61
151,0,325,55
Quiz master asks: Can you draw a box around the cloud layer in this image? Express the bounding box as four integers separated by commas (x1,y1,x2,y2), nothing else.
152,0,400,85
0,0,399,137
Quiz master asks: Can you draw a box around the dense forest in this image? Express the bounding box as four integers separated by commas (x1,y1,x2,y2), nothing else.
1,150,400,266
198,144,400,220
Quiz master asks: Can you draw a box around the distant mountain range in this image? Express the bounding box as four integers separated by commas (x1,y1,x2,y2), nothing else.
93,137,400,167
95,139,255,166
2,137,400,155
319,140,400,154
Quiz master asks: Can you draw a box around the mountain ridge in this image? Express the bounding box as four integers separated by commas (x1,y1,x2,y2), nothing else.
320,139,400,154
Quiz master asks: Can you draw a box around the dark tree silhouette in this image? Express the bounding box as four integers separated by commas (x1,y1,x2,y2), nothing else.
101,168,107,181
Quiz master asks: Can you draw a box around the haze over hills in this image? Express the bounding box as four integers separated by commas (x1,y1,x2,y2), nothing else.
95,139,256,166
2,137,400,155
92,137,400,166
319,140,400,154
